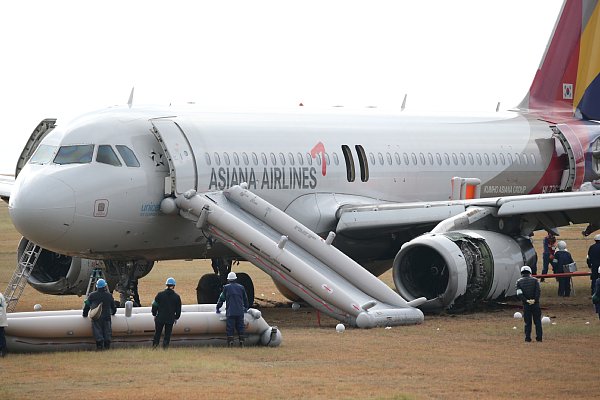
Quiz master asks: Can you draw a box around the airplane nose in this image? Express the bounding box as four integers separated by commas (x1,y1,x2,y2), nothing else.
9,173,75,247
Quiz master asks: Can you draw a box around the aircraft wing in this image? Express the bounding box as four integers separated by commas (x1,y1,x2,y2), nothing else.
336,190,600,237
0,175,14,202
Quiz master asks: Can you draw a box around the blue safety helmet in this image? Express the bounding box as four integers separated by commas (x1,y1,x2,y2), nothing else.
166,277,176,286
96,279,107,289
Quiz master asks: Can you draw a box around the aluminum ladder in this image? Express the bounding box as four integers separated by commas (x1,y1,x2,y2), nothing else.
4,240,42,312
85,264,105,299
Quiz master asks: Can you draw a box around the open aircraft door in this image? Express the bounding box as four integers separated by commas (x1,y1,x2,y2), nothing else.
150,119,198,195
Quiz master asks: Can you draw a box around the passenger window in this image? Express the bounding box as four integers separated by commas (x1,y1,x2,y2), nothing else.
261,153,268,165
325,152,330,165
224,153,231,166
507,153,513,164
492,153,498,165
97,145,122,166
411,153,417,165
369,153,376,165
288,152,295,165
468,153,474,165
444,153,450,165
316,153,322,166
419,153,425,165
452,153,458,165
459,153,466,165
484,153,490,165
306,153,313,165
436,153,442,165
54,145,94,165
522,154,528,165
205,152,211,166
242,152,249,165
279,152,286,166
476,153,482,165
386,152,393,165
233,152,240,165
427,153,434,165
395,152,401,165
514,153,520,164
29,144,58,165
297,152,304,165
118,146,141,167
252,152,258,165
378,152,384,165
332,152,339,165
499,153,506,165
530,154,536,164
403,153,410,165
270,153,277,165
214,152,221,166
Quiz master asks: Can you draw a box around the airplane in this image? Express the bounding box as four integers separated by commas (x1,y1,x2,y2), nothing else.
2,0,600,326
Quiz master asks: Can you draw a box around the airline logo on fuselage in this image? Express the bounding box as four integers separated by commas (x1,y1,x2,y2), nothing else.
208,142,327,191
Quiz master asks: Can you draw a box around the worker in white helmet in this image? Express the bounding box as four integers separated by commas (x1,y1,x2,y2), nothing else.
216,272,249,347
552,241,574,297
516,266,543,342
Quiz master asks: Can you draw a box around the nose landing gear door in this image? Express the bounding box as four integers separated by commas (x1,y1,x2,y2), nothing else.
150,119,198,195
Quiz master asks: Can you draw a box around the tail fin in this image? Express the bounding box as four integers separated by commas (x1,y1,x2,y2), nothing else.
519,0,600,121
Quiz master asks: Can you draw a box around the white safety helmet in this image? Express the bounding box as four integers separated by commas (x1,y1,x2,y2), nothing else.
595,234,600,241
557,240,567,251
598,266,600,274
520,266,532,274
227,272,237,281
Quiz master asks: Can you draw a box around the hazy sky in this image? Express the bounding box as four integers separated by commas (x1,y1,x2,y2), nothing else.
0,0,563,173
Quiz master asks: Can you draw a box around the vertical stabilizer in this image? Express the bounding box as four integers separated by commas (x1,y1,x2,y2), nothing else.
519,0,600,121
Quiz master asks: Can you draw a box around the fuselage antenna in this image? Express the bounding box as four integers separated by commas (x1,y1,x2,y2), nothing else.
401,94,407,111
127,87,135,109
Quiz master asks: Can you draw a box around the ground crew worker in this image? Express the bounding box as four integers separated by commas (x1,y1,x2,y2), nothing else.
82,279,117,351
587,235,600,295
0,291,7,357
552,240,574,297
216,272,249,347
594,267,600,321
541,232,556,281
151,277,182,349
516,266,543,342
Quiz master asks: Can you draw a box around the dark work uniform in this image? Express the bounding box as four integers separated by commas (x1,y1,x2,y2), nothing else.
587,242,600,295
83,287,118,350
216,282,249,344
594,279,600,320
516,274,543,342
542,234,556,276
151,288,182,349
552,250,574,297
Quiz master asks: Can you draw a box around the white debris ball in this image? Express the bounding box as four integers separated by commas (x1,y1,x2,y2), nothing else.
513,326,517,330
335,323,345,333
541,316,551,325
291,302,300,311
33,304,42,311
513,312,522,319
585,321,590,325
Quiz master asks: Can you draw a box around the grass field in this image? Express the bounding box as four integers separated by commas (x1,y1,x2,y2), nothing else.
1,202,599,399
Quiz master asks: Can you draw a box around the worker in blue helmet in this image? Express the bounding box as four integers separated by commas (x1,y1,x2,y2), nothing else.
151,277,182,349
82,278,117,351
216,272,249,347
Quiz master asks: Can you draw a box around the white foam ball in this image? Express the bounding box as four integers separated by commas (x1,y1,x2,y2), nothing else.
513,326,517,330
541,316,551,325
585,321,590,325
335,323,345,333
291,302,300,311
513,312,522,319
33,304,42,311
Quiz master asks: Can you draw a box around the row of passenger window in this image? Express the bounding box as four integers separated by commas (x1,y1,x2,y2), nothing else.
205,151,341,167
369,151,537,167
29,144,140,167
205,149,537,168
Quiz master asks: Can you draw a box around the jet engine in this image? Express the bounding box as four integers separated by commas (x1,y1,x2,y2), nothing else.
17,238,153,297
392,230,536,312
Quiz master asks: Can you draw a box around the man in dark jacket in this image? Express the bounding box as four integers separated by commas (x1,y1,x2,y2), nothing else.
216,272,249,347
516,266,543,342
552,240,574,297
587,235,600,295
151,277,182,349
83,278,118,351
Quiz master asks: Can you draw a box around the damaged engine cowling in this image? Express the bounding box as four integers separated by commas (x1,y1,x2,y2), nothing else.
392,230,536,312
18,238,153,297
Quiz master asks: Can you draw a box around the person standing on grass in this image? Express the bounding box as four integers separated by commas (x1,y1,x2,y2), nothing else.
151,277,182,349
541,231,556,282
516,266,543,342
0,292,8,357
593,267,600,321
587,235,600,295
552,240,574,297
216,272,249,347
82,278,118,351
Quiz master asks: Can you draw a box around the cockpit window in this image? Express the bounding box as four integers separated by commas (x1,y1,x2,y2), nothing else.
54,145,94,165
97,145,122,166
29,144,58,165
116,145,140,167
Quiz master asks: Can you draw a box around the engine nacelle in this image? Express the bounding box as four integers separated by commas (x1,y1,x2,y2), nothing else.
392,230,535,312
18,238,153,296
